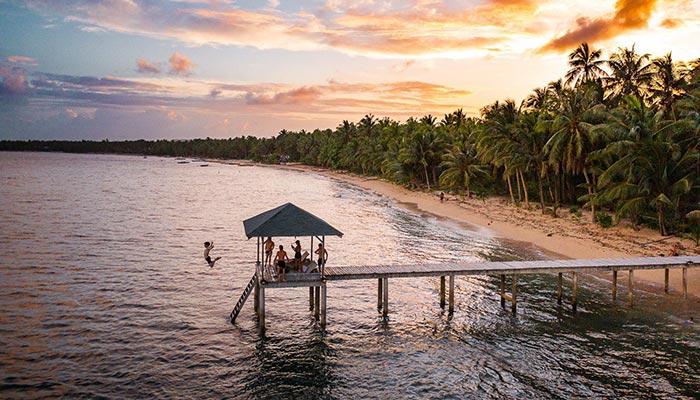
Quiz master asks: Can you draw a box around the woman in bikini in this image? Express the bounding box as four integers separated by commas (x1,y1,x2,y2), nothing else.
263,237,274,267
291,240,303,270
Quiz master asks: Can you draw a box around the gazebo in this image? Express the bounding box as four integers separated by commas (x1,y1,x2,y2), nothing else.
235,202,343,332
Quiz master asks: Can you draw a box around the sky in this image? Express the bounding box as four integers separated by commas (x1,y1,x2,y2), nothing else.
0,0,699,140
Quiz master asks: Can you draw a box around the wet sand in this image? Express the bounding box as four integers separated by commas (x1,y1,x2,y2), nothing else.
220,160,700,296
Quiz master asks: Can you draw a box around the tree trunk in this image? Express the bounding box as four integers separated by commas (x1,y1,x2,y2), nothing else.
658,208,667,236
507,175,515,204
519,169,530,208
537,169,546,214
515,170,522,204
423,164,431,190
582,169,595,223
431,166,438,187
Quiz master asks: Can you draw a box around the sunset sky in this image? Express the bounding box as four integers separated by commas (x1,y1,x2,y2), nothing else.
1,0,699,139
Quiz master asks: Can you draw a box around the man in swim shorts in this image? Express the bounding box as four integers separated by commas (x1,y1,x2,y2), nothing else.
204,241,222,268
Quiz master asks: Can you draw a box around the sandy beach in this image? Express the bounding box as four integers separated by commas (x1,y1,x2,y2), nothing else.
223,159,699,297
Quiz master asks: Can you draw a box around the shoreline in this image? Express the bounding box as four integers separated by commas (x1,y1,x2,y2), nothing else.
215,159,699,297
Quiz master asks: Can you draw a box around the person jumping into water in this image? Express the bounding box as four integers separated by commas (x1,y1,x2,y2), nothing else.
204,241,221,268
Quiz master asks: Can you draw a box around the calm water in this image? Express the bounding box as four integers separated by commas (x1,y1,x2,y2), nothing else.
0,152,698,399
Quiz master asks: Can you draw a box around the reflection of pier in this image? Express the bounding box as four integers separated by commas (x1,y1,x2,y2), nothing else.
231,203,700,334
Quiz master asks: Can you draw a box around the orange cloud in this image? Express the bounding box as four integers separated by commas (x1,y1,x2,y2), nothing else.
7,55,38,65
541,0,659,52
660,17,682,28
136,58,160,74
169,52,194,76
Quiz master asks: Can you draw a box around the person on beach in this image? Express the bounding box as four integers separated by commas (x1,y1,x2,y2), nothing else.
440,192,445,202
263,237,275,266
203,241,221,268
315,243,328,269
275,245,289,280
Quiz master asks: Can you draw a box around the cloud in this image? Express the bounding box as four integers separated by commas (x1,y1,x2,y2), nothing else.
169,52,194,75
245,86,322,105
0,65,29,95
660,17,682,28
541,0,660,52
21,0,547,58
7,55,38,66
136,58,161,74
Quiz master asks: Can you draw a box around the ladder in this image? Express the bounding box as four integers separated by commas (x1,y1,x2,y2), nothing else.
230,275,257,323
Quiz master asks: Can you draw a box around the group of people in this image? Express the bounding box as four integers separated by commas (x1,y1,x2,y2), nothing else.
263,237,328,280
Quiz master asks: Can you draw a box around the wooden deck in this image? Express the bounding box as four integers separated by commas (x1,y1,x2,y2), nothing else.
324,256,700,280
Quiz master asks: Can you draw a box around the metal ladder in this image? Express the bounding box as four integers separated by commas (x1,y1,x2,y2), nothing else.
230,275,257,323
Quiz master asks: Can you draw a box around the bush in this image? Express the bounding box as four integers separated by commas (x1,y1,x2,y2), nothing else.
595,211,613,228
569,205,579,214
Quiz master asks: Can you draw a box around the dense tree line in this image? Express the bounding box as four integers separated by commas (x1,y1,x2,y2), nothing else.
2,43,699,238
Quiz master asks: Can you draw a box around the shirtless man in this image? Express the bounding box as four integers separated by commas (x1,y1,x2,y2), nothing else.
315,243,328,269
263,237,275,266
203,241,221,268
274,245,289,281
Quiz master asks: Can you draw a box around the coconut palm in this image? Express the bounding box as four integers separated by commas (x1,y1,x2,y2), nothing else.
439,139,488,197
565,42,607,87
649,53,688,120
606,45,653,102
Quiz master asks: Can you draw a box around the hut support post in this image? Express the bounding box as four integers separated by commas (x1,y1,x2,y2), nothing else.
628,269,634,307
258,286,265,334
500,274,505,308
320,283,327,328
254,272,259,314
382,278,389,319
572,272,578,312
309,287,314,311
557,273,563,304
664,269,669,294
314,286,320,320
448,275,455,313
683,268,688,299
440,276,446,308
377,278,383,311
612,270,617,301
511,275,517,314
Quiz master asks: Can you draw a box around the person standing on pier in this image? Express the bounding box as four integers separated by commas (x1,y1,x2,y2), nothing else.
315,243,328,269
275,245,289,281
263,237,275,266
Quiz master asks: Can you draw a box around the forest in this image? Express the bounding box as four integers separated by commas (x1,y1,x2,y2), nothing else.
2,43,699,238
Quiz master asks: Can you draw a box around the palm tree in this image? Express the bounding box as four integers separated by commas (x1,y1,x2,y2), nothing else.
649,53,688,120
606,45,653,102
565,42,607,87
597,96,695,235
439,139,488,197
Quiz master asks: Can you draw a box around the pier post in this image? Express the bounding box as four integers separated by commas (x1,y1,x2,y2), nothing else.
500,275,506,308
572,272,578,313
557,273,563,305
448,275,455,313
612,270,617,301
664,269,669,294
440,276,446,309
511,275,517,314
258,286,265,334
314,286,320,320
683,268,688,299
309,287,314,311
382,278,389,319
320,283,327,328
628,270,634,307
254,276,260,314
378,278,383,311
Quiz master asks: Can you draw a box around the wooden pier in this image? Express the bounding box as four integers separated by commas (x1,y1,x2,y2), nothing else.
235,203,699,334
244,255,699,333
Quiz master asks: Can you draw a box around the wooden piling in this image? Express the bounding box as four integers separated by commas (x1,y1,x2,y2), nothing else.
664,269,669,294
309,287,314,311
557,273,562,305
612,270,617,301
320,283,327,328
572,272,578,312
440,276,446,308
628,269,634,307
683,268,688,299
378,278,383,311
254,278,260,314
448,275,455,313
511,275,517,314
314,286,320,320
258,286,265,333
382,277,389,319
500,274,506,308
